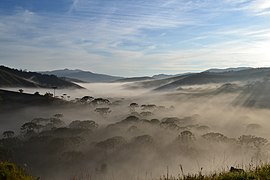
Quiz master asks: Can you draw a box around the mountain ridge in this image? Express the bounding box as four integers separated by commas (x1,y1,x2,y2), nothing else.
0,66,83,89
123,67,270,91
205,67,252,73
40,69,123,83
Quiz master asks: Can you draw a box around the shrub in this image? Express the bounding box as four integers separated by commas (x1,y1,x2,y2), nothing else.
0,162,34,180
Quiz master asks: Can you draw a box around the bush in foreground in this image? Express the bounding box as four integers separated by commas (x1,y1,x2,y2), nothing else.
0,162,34,180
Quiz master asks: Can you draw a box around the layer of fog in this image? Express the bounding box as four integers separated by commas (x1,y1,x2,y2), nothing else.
1,82,270,179
2,82,151,99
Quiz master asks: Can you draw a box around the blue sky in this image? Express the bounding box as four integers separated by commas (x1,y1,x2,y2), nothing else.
0,0,270,76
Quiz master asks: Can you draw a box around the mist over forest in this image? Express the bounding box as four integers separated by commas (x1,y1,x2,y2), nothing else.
1,73,270,179
2,0,270,179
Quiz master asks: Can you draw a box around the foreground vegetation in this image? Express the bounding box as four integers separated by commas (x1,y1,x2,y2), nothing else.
2,161,270,180
159,164,270,180
0,162,34,180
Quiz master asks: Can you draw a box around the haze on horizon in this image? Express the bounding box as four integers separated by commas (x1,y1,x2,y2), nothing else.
1,0,270,76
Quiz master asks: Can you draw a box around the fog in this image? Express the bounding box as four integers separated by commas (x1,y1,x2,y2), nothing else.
2,82,151,100
1,82,270,180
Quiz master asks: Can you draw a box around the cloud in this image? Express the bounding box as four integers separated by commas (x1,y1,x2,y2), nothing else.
248,0,270,12
224,0,270,15
0,0,270,76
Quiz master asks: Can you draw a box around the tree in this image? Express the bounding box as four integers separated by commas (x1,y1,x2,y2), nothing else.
69,120,98,130
121,115,140,123
54,113,64,119
18,89,23,93
150,119,160,125
141,104,157,111
44,92,53,98
91,98,110,106
202,132,229,142
140,111,153,117
162,117,181,124
62,94,67,100
2,131,15,138
21,122,39,135
160,121,180,130
80,96,94,104
176,130,195,143
96,136,127,150
95,107,111,116
238,135,267,148
132,134,154,145
21,122,37,131
129,103,139,111
50,118,65,127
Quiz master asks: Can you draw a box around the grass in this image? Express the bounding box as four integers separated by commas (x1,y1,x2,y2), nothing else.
0,162,34,180
2,161,270,180
159,164,270,180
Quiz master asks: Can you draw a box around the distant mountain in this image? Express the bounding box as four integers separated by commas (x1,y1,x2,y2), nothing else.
151,73,191,79
205,67,252,73
125,68,270,91
124,74,192,90
115,74,181,83
0,66,83,89
60,77,86,83
114,76,154,83
155,68,270,91
116,73,192,83
152,74,175,79
40,69,123,83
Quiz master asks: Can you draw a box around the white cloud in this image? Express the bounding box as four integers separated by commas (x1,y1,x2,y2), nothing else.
248,0,270,12
1,1,270,76
226,0,270,15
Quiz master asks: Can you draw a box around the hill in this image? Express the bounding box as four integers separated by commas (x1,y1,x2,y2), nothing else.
124,73,193,90
233,80,270,109
128,68,269,91
155,68,270,91
205,67,252,73
0,66,83,89
0,89,65,111
40,69,123,83
152,74,175,79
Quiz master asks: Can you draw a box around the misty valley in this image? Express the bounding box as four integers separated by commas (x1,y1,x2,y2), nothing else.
3,0,270,179
2,67,270,179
